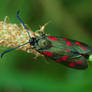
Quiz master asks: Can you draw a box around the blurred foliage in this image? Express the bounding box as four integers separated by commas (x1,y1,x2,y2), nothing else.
0,0,92,92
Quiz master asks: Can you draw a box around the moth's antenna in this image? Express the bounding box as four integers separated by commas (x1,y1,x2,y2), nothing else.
1,42,29,58
16,11,31,38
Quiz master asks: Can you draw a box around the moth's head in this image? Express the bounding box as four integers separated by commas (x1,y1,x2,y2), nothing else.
29,37,36,45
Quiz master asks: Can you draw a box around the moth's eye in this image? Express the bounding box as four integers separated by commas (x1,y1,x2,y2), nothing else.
42,40,48,45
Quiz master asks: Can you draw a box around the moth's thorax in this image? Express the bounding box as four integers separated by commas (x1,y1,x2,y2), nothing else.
29,38,36,45
37,38,51,49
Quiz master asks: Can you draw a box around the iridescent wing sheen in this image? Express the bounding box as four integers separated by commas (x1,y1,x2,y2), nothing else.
46,36,92,54
39,46,88,69
39,36,90,69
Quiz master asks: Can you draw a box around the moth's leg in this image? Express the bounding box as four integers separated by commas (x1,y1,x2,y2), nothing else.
26,47,34,53
33,52,43,59
44,56,50,64
26,47,43,59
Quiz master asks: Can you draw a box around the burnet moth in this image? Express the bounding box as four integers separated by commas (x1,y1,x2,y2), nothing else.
1,11,92,70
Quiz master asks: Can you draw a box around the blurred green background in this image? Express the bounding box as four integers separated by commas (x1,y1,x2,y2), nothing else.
0,0,92,92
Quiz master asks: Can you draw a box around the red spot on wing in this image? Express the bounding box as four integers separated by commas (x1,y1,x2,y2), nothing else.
75,41,87,51
47,36,58,41
56,59,62,63
62,37,72,46
43,51,53,56
66,41,72,46
81,46,87,51
64,49,71,52
56,56,69,63
75,41,81,45
69,62,76,67
76,60,83,64
63,37,67,40
61,56,69,61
